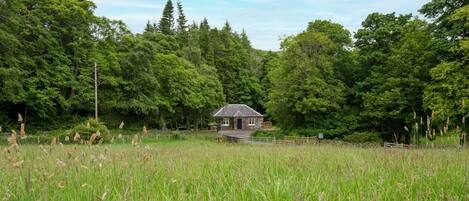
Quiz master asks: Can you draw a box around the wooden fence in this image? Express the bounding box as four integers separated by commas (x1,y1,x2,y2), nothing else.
244,136,319,145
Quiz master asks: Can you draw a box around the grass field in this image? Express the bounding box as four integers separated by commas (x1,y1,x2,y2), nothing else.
1,137,468,200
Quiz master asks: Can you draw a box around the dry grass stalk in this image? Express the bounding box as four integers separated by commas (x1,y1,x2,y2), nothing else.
90,133,98,144
65,136,70,142
131,134,139,146
142,126,148,135
12,160,24,169
86,121,91,128
51,137,58,145
143,153,150,164
444,117,450,134
74,133,81,141
18,113,23,122
119,121,125,129
19,123,26,138
58,181,66,189
7,130,18,147
56,159,66,169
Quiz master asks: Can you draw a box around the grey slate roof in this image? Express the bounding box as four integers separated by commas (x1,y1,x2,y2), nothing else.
213,104,263,117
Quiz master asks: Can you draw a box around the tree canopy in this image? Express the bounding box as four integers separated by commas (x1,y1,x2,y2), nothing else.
0,0,467,143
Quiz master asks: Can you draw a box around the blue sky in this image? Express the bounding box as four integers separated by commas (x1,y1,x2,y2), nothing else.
94,0,429,50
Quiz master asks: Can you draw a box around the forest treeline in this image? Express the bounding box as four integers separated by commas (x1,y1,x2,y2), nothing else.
0,0,468,142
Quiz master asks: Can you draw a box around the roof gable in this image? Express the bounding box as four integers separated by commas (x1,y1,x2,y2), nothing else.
213,104,263,117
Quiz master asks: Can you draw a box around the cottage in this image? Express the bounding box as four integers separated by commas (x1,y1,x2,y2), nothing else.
213,104,263,130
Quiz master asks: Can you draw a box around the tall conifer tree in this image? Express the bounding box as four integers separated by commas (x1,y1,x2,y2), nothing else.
176,1,187,33
158,0,175,35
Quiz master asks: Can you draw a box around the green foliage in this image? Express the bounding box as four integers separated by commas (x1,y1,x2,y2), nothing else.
1,0,468,145
342,132,382,144
252,130,285,139
159,0,175,35
68,119,110,143
267,21,345,129
1,141,467,199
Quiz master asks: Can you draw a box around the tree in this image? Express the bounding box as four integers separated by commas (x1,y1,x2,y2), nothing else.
176,1,187,33
420,0,469,39
144,20,156,33
424,5,469,124
158,0,175,35
176,1,188,47
267,30,345,129
355,13,439,142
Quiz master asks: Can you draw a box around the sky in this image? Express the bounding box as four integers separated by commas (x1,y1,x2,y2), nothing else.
94,0,429,50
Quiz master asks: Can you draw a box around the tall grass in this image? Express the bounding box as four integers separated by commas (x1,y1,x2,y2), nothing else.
0,140,467,200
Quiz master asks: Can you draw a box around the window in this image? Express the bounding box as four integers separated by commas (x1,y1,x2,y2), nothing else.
222,118,230,126
248,118,256,126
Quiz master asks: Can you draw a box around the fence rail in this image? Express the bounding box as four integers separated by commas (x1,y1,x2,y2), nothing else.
244,136,319,145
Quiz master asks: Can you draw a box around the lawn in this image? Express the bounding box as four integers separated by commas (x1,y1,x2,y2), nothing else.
1,138,468,200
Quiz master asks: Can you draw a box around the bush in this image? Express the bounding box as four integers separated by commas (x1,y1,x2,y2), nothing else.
170,131,186,140
288,128,343,138
252,130,285,139
342,132,382,144
68,118,110,144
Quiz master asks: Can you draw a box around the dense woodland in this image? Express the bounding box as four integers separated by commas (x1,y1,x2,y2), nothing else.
0,0,468,143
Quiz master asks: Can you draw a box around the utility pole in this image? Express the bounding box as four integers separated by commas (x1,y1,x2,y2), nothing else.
94,62,98,121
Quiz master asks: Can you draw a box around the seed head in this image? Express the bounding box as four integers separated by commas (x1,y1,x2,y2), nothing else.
142,126,148,135
18,113,23,122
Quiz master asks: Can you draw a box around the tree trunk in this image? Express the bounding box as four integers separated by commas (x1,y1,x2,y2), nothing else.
160,113,167,131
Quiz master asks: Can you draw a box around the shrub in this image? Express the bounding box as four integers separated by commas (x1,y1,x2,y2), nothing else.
288,128,343,138
170,131,186,140
68,118,110,144
419,130,461,145
252,130,285,139
342,132,382,144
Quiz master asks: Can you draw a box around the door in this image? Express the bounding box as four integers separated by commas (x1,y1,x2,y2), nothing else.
236,118,242,129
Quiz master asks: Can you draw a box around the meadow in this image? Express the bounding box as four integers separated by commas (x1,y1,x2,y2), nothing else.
1,135,468,201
